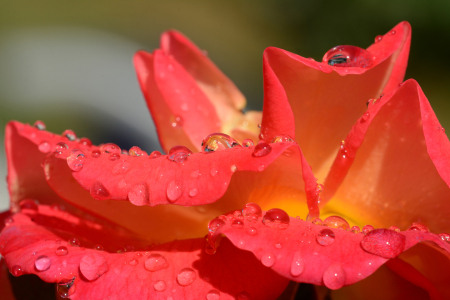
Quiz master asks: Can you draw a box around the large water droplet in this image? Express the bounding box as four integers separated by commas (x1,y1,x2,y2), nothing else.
38,141,52,153
166,180,183,203
360,229,406,258
62,130,77,141
290,252,305,276
206,289,220,300
263,208,290,229
57,278,76,298
208,218,226,233
91,150,101,158
252,142,272,157
100,143,121,154
19,199,39,211
236,291,251,300
154,280,167,292
79,253,108,280
323,45,373,68
168,146,192,163
35,255,52,271
407,222,429,232
261,253,275,267
144,254,169,272
67,150,86,172
11,265,23,276
56,246,68,256
323,216,350,230
55,142,69,157
33,120,46,130
201,133,241,152
242,203,262,220
90,181,110,200
272,135,294,143
177,268,197,286
150,151,162,159
323,264,346,290
128,184,149,206
316,229,336,246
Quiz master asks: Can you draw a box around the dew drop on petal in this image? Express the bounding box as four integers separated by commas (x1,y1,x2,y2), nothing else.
109,153,120,161
231,219,244,229
263,208,290,229
206,289,220,300
177,268,197,286
351,226,361,233
230,165,237,172
290,252,305,276
55,142,69,156
19,199,39,211
91,150,101,158
261,253,275,267
311,218,323,226
246,227,258,236
11,265,23,276
90,181,110,200
100,143,121,154
144,254,169,272
57,278,76,298
361,112,370,122
154,280,167,292
272,135,294,143
33,120,46,130
166,180,183,203
201,133,241,152
167,146,192,163
79,137,92,147
242,203,262,219
56,246,68,256
128,259,138,266
323,264,346,290
38,141,51,153
439,233,450,243
210,168,219,177
407,222,429,232
171,115,184,128
128,184,149,206
389,226,400,232
67,151,86,171
323,45,373,68
236,291,251,300
68,238,80,247
252,142,272,157
35,255,52,271
94,245,104,251
62,130,77,141
317,229,336,246
375,35,383,43
129,146,147,157
208,218,226,233
150,151,162,159
242,139,254,147
360,229,406,258
189,188,198,197
362,225,374,235
323,216,350,230
79,253,108,281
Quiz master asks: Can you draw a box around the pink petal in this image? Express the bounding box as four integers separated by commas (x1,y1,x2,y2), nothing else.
0,206,289,300
323,79,450,233
260,22,411,182
209,209,450,292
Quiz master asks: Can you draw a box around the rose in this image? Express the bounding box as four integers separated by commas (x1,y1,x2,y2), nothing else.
1,21,449,299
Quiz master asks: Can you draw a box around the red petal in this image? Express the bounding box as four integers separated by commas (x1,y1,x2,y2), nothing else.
260,22,411,183
209,210,450,291
0,207,289,300
323,79,450,233
0,258,15,300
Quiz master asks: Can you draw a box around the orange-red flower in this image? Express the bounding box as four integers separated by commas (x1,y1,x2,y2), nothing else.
1,21,449,300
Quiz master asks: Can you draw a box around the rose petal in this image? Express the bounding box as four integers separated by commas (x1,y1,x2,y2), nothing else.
322,79,450,233
0,258,15,300
209,210,450,291
261,22,411,183
0,207,289,300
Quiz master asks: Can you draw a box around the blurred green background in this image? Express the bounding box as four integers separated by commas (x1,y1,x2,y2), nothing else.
1,0,449,210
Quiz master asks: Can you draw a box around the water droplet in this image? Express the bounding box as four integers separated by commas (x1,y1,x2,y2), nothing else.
35,255,51,271
177,268,197,286
323,264,346,290
91,150,101,158
109,153,120,161
257,165,265,171
290,252,305,276
128,259,138,266
407,222,429,232
252,142,272,157
236,291,251,300
389,30,396,36
167,146,192,163
388,226,400,232
231,219,244,229
242,203,262,220
100,143,121,154
38,141,51,153
263,208,290,229
210,168,219,177
94,244,104,251
19,199,39,211
261,253,275,267
67,151,86,171
208,218,226,233
57,278,76,298
166,180,183,203
243,139,254,147
55,142,69,155
188,188,198,197
360,229,406,258
323,216,350,230
439,233,450,243
311,218,323,226
129,146,147,157
56,246,68,256
171,115,184,128
11,265,23,276
112,162,132,175
374,35,383,43
68,238,80,247
201,133,241,152
144,254,169,271
33,120,46,130
62,130,77,141
351,226,361,233
153,280,167,292
272,135,294,143
323,45,373,68
206,289,220,300
317,229,336,246
246,227,258,236
150,151,162,159
90,181,110,199
361,112,370,122
230,165,237,172
79,138,92,147
362,225,374,234
128,184,149,206
275,243,282,249
79,253,108,280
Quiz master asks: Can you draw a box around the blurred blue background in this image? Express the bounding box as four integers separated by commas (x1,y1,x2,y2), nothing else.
1,0,449,210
